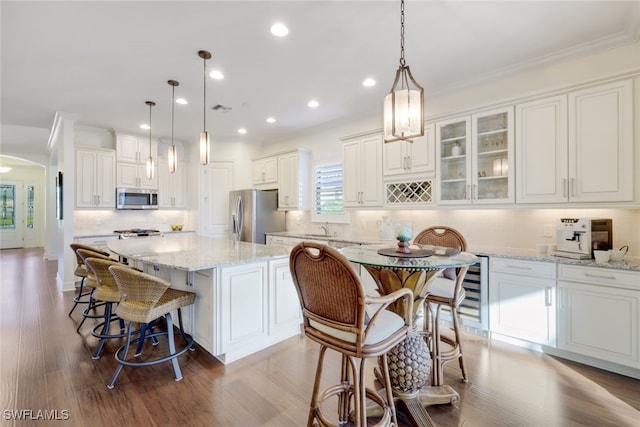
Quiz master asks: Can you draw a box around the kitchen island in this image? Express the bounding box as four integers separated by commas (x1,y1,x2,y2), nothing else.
107,235,301,364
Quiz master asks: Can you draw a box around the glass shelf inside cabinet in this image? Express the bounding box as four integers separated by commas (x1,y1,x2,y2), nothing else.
477,112,508,134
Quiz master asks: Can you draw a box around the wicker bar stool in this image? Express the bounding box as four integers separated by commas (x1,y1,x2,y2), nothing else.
289,242,413,427
68,243,111,317
413,226,470,382
107,265,195,389
83,256,132,360
75,248,114,332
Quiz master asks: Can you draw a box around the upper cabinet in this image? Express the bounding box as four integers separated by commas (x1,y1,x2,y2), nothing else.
252,156,278,189
436,107,514,205
277,150,310,211
114,131,159,190
158,157,188,208
75,147,116,208
516,79,633,203
383,124,436,179
342,132,383,208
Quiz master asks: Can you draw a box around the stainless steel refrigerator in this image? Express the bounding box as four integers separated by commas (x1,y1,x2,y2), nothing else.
229,189,286,244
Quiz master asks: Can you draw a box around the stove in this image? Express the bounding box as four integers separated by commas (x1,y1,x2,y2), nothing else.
114,229,162,239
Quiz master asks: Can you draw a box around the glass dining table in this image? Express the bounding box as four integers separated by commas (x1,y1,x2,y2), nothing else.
340,244,478,425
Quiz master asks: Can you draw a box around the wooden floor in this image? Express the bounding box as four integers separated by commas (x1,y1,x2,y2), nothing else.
1,248,639,426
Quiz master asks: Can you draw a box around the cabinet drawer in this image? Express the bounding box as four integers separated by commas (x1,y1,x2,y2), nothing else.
490,257,556,279
267,236,289,245
558,264,639,290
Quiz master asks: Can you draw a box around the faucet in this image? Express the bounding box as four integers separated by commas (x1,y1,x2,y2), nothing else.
319,222,330,236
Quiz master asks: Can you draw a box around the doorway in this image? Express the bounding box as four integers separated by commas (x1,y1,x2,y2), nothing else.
0,181,38,249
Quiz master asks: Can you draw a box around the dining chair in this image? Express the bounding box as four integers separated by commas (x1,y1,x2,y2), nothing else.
68,243,111,317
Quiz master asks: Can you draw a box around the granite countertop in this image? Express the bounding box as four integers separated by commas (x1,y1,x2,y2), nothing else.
107,234,289,271
267,232,640,272
75,230,196,239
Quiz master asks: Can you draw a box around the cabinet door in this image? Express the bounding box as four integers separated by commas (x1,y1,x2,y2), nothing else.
472,107,514,204
158,158,186,208
515,95,569,203
116,163,139,188
558,280,638,368
269,259,302,339
252,157,278,186
116,134,140,163
76,149,99,208
95,151,116,208
406,124,436,175
489,272,556,346
192,269,215,354
436,117,471,204
568,79,633,202
342,139,362,207
359,133,383,206
382,139,407,177
218,262,269,354
277,153,296,209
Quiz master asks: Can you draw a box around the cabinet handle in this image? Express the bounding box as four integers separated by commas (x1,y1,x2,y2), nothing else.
96,195,100,205
465,185,470,200
570,178,575,197
545,286,552,307
506,264,533,270
472,184,476,200
584,273,617,280
563,178,568,198
408,155,412,170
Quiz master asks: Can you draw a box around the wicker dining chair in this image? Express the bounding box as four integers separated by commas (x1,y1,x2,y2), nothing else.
289,242,413,427
83,256,131,360
413,226,469,382
68,243,111,317
107,265,195,389
74,247,114,332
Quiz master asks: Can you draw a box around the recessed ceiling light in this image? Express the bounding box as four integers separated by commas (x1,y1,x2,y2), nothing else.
270,22,289,37
140,124,150,130
209,70,224,80
238,128,247,134
176,98,188,105
266,117,276,123
307,100,319,108
362,78,376,87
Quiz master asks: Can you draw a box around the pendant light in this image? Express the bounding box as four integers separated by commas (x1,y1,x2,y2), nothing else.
383,0,424,143
198,50,212,165
145,101,156,180
167,80,179,173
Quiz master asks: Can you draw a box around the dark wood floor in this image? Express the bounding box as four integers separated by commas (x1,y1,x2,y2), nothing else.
1,248,639,426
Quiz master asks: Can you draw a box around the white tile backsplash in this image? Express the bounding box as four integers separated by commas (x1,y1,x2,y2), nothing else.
74,209,190,236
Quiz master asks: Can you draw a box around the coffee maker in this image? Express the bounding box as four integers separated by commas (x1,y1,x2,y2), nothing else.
550,218,612,259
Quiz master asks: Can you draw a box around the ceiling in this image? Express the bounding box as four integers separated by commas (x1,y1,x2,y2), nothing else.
2,1,639,149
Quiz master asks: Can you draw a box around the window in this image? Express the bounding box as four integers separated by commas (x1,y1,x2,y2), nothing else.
26,185,34,229
313,163,349,223
0,184,16,229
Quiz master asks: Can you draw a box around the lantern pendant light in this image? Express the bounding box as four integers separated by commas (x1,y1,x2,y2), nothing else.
145,101,156,180
198,50,212,165
383,0,424,143
167,80,179,173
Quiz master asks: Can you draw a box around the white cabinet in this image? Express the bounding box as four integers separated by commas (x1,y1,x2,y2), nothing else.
217,262,270,359
489,257,556,346
75,147,116,208
266,235,291,248
190,269,215,354
516,79,633,203
116,163,158,190
383,124,436,178
342,132,383,207
436,107,514,205
115,132,157,165
158,157,187,208
252,156,278,188
558,265,639,368
269,258,302,340
277,150,310,210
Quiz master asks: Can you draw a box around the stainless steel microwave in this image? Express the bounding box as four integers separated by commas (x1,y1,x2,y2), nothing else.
116,188,158,210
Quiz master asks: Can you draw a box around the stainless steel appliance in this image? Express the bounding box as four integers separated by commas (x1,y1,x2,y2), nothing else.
550,218,612,259
114,228,162,239
116,188,159,210
229,189,285,244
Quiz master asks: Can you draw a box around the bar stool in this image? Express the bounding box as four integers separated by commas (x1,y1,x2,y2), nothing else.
68,243,111,317
413,226,469,382
75,248,114,332
107,265,195,389
289,242,413,427
83,256,130,359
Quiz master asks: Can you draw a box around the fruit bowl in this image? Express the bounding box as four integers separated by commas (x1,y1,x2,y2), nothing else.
171,224,183,231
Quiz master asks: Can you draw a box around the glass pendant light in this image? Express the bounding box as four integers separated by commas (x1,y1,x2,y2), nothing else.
198,50,212,165
383,0,424,143
145,101,155,180
167,80,179,173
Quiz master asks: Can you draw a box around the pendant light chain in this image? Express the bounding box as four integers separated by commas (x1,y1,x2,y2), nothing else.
400,0,405,66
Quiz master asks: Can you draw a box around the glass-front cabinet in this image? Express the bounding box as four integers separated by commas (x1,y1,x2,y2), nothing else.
436,107,514,204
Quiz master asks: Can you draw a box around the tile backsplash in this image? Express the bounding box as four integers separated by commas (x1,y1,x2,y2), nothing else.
74,210,190,236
